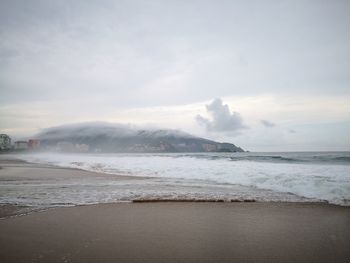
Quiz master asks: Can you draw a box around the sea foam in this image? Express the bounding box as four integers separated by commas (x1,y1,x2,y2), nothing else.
7,152,349,206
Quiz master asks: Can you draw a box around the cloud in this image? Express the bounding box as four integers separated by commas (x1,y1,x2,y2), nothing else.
196,98,246,134
36,121,195,141
260,120,276,127
1,1,350,108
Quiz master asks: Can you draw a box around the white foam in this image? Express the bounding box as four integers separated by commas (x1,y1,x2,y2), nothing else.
8,152,348,206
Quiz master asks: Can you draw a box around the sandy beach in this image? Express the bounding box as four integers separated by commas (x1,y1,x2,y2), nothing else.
0,202,349,263
1,157,350,263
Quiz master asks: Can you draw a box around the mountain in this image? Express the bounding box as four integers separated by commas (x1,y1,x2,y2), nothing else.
35,123,244,153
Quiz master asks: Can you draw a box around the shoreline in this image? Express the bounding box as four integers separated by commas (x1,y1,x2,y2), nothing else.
1,155,350,262
0,154,340,219
1,200,335,220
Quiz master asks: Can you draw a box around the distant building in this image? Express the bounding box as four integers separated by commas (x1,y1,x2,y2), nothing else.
0,134,11,151
15,141,28,150
75,144,89,152
56,141,75,152
129,144,146,152
202,143,217,152
28,139,40,150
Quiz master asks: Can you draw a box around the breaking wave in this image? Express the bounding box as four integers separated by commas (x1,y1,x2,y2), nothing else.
8,151,350,206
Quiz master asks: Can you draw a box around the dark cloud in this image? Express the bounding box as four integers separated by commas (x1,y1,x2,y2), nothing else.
261,120,276,127
196,98,246,134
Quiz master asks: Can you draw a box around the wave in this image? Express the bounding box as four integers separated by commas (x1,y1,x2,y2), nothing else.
192,153,350,165
229,155,304,163
323,156,350,163
103,152,350,165
11,152,350,206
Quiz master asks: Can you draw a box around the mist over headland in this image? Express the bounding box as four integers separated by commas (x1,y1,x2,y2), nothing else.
33,122,243,153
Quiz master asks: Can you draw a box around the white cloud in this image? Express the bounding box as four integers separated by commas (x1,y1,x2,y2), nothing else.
196,98,247,134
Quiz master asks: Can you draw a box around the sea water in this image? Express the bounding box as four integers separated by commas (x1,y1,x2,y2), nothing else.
1,152,350,207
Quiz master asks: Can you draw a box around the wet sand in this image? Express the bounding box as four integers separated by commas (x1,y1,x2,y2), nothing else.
0,202,349,263
0,156,138,182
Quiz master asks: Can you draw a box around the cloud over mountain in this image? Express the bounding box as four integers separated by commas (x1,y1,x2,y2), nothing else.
34,122,244,153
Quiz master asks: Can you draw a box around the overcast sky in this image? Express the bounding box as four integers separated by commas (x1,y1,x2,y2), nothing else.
1,0,350,151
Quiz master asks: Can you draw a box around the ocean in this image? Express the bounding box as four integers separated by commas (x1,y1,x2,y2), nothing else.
1,152,350,207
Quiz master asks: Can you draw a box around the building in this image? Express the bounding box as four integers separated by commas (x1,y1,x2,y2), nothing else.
14,141,28,150
0,134,11,151
28,139,40,150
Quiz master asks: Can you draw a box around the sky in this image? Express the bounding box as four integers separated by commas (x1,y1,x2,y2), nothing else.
1,0,350,151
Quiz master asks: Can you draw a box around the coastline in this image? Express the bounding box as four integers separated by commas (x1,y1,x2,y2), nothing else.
1,155,325,214
1,155,350,262
0,155,148,218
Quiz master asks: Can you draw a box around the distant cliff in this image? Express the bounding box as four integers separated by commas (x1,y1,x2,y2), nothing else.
35,123,244,153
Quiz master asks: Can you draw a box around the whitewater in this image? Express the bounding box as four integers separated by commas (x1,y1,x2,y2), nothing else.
1,152,350,207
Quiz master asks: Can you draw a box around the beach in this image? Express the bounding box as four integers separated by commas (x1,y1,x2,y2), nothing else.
1,157,350,262
2,0,350,261
1,202,350,263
